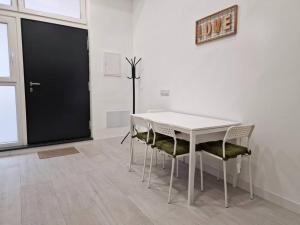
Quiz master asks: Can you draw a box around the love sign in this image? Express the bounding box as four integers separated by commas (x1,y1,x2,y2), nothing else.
196,5,238,45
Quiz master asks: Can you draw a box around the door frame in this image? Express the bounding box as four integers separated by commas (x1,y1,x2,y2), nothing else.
0,5,93,150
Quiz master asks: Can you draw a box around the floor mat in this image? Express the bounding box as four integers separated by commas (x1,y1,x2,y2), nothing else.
37,147,79,159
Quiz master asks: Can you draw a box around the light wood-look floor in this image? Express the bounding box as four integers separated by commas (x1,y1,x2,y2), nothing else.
1,137,300,225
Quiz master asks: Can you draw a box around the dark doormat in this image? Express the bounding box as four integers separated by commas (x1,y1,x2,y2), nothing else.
37,147,79,159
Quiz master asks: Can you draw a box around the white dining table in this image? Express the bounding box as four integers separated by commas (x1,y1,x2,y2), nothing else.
130,111,240,205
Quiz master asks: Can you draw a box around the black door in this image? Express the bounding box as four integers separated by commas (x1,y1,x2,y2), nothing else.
22,19,91,145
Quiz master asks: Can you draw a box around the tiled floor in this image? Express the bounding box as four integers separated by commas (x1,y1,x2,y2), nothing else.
0,137,300,225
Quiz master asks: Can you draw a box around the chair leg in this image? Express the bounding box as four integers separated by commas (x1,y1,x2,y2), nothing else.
233,156,242,188
141,145,149,182
129,139,134,172
233,169,237,188
249,155,254,200
155,151,158,167
163,154,165,169
168,158,176,204
217,161,221,181
176,158,179,177
199,152,204,191
147,148,155,188
223,160,228,208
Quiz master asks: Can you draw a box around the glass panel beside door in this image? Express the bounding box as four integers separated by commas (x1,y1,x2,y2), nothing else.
0,85,18,145
23,0,81,19
0,22,10,78
0,0,11,6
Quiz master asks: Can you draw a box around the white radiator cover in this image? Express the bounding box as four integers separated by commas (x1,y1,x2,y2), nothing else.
106,110,130,128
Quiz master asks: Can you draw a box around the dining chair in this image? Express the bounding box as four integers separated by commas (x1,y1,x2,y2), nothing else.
147,109,165,167
129,116,151,182
197,125,255,208
130,116,172,181
147,121,193,204
146,109,183,174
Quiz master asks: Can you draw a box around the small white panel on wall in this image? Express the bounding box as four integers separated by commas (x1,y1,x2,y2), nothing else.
106,110,130,128
104,52,121,77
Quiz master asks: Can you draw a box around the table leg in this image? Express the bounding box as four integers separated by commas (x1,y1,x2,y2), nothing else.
188,131,196,205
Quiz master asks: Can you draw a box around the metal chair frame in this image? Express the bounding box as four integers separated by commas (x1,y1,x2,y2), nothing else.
129,117,152,182
147,121,191,203
199,125,255,207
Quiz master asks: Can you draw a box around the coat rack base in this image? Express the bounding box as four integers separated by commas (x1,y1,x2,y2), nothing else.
121,131,130,144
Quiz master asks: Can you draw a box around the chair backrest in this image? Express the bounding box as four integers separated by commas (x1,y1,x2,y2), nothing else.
131,116,150,135
132,116,148,128
224,125,255,141
151,121,176,138
222,125,255,158
151,121,177,155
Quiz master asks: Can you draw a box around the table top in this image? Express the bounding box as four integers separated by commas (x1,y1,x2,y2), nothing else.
132,112,240,131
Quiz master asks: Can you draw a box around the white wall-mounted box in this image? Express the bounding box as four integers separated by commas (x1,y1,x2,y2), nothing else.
104,52,121,77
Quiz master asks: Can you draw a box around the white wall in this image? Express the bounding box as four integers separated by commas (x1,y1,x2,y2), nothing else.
133,0,300,213
89,0,133,139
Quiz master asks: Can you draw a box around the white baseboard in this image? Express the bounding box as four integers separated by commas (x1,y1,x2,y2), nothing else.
203,163,300,215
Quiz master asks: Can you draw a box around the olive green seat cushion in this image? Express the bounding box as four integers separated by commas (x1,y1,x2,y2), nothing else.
152,139,190,156
197,141,250,159
133,129,171,144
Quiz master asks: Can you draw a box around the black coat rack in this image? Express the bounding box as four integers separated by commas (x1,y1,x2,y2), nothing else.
121,57,142,144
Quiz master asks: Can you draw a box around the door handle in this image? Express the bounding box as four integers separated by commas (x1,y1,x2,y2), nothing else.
29,82,41,87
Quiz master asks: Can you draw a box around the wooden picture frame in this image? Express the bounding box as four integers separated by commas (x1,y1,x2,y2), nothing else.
195,5,238,45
